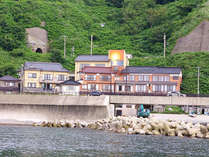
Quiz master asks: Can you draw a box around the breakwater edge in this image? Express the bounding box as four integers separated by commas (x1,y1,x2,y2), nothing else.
33,116,209,139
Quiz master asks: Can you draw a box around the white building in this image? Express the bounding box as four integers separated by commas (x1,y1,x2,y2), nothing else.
59,80,80,95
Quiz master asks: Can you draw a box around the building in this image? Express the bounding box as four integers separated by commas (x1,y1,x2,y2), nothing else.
21,62,70,94
0,75,20,94
117,66,182,94
75,50,129,81
79,65,182,95
79,66,115,94
59,80,80,95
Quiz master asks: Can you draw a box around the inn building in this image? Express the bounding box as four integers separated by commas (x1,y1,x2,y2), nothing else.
76,50,182,95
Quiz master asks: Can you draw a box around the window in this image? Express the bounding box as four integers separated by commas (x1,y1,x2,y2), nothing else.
100,75,110,81
28,82,36,88
95,64,105,67
168,85,176,92
5,82,15,87
173,76,179,80
85,75,96,81
57,75,67,81
88,84,97,90
68,86,75,90
139,75,149,81
28,73,37,78
153,85,170,92
44,74,53,80
153,85,161,92
123,75,127,81
125,85,131,92
153,76,169,81
80,64,90,70
82,85,87,89
103,84,110,91
118,85,122,91
129,75,134,81
136,85,146,92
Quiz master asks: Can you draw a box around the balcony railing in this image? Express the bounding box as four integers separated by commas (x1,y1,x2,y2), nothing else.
39,77,66,83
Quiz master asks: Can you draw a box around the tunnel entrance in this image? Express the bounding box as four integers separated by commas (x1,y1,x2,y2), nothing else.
36,48,43,53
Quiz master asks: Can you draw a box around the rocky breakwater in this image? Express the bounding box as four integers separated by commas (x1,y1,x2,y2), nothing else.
34,117,209,139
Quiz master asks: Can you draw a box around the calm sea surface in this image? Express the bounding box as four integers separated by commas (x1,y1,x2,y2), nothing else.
0,125,208,157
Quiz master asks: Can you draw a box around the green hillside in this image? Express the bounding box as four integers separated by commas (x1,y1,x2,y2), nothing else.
0,0,209,94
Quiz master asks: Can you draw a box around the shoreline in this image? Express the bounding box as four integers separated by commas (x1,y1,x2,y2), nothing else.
1,114,209,139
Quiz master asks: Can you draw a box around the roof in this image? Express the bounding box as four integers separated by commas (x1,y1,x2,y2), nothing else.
82,66,113,74
0,75,20,81
24,62,69,72
60,80,81,85
121,66,181,74
75,55,109,62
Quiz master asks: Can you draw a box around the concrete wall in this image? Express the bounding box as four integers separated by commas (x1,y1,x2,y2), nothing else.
0,95,111,122
172,21,209,54
110,96,209,106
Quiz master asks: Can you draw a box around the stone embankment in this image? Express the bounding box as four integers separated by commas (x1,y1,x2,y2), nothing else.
33,116,209,139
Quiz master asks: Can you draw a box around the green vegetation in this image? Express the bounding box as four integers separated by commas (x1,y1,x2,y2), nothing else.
164,106,185,114
0,0,209,94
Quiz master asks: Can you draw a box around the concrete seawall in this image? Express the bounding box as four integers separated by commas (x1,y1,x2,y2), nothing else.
0,95,112,123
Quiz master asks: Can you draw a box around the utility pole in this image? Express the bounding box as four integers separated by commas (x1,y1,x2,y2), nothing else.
63,35,67,59
197,67,200,95
72,46,75,57
90,35,93,56
164,33,166,59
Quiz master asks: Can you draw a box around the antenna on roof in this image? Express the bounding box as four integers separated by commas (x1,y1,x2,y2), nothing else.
90,35,93,56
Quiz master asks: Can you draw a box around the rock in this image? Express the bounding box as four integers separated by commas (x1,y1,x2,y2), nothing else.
176,131,184,137
41,121,47,127
200,125,208,135
196,132,204,138
88,123,97,129
32,123,38,127
168,129,176,136
127,128,134,134
152,130,161,135
205,133,209,139
207,123,209,131
65,122,72,128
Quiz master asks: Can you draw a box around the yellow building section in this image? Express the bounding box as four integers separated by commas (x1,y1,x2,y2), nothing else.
75,61,110,81
24,70,70,88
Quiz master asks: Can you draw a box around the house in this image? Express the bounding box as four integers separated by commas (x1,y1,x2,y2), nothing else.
75,50,129,81
21,62,70,93
59,80,80,95
0,75,20,94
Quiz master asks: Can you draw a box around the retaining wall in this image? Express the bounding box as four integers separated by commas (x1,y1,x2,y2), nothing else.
0,95,111,123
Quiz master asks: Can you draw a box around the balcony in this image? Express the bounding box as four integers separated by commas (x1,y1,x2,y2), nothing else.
39,77,66,84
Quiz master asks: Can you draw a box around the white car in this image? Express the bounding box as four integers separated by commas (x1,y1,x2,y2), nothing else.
167,91,186,97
